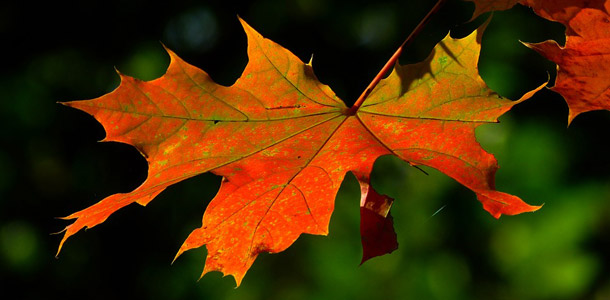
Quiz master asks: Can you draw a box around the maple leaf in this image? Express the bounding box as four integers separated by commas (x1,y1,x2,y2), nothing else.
465,0,610,123
524,0,610,123
59,18,542,286
464,0,521,20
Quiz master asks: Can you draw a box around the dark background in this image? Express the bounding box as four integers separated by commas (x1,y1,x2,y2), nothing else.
1,0,609,299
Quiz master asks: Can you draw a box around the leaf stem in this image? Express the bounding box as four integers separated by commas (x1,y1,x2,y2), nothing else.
347,0,447,115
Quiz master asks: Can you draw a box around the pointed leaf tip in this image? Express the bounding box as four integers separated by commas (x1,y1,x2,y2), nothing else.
478,190,542,219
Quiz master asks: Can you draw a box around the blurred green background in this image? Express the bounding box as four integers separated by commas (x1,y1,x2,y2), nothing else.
1,0,609,299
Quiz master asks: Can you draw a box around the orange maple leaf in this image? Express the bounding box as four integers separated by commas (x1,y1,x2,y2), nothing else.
524,0,610,123
466,0,610,123
59,19,542,286
464,0,521,20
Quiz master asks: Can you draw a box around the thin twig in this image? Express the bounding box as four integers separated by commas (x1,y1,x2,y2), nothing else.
347,0,447,115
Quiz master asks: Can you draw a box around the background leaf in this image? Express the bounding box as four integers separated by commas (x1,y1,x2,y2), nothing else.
467,0,610,123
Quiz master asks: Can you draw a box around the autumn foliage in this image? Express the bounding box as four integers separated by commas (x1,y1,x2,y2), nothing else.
59,0,608,286
468,0,610,123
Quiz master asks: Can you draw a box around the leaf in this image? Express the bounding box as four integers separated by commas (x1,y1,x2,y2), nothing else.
59,19,542,286
465,0,608,19
357,173,398,264
352,165,398,264
523,0,610,123
464,0,521,20
465,0,610,123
